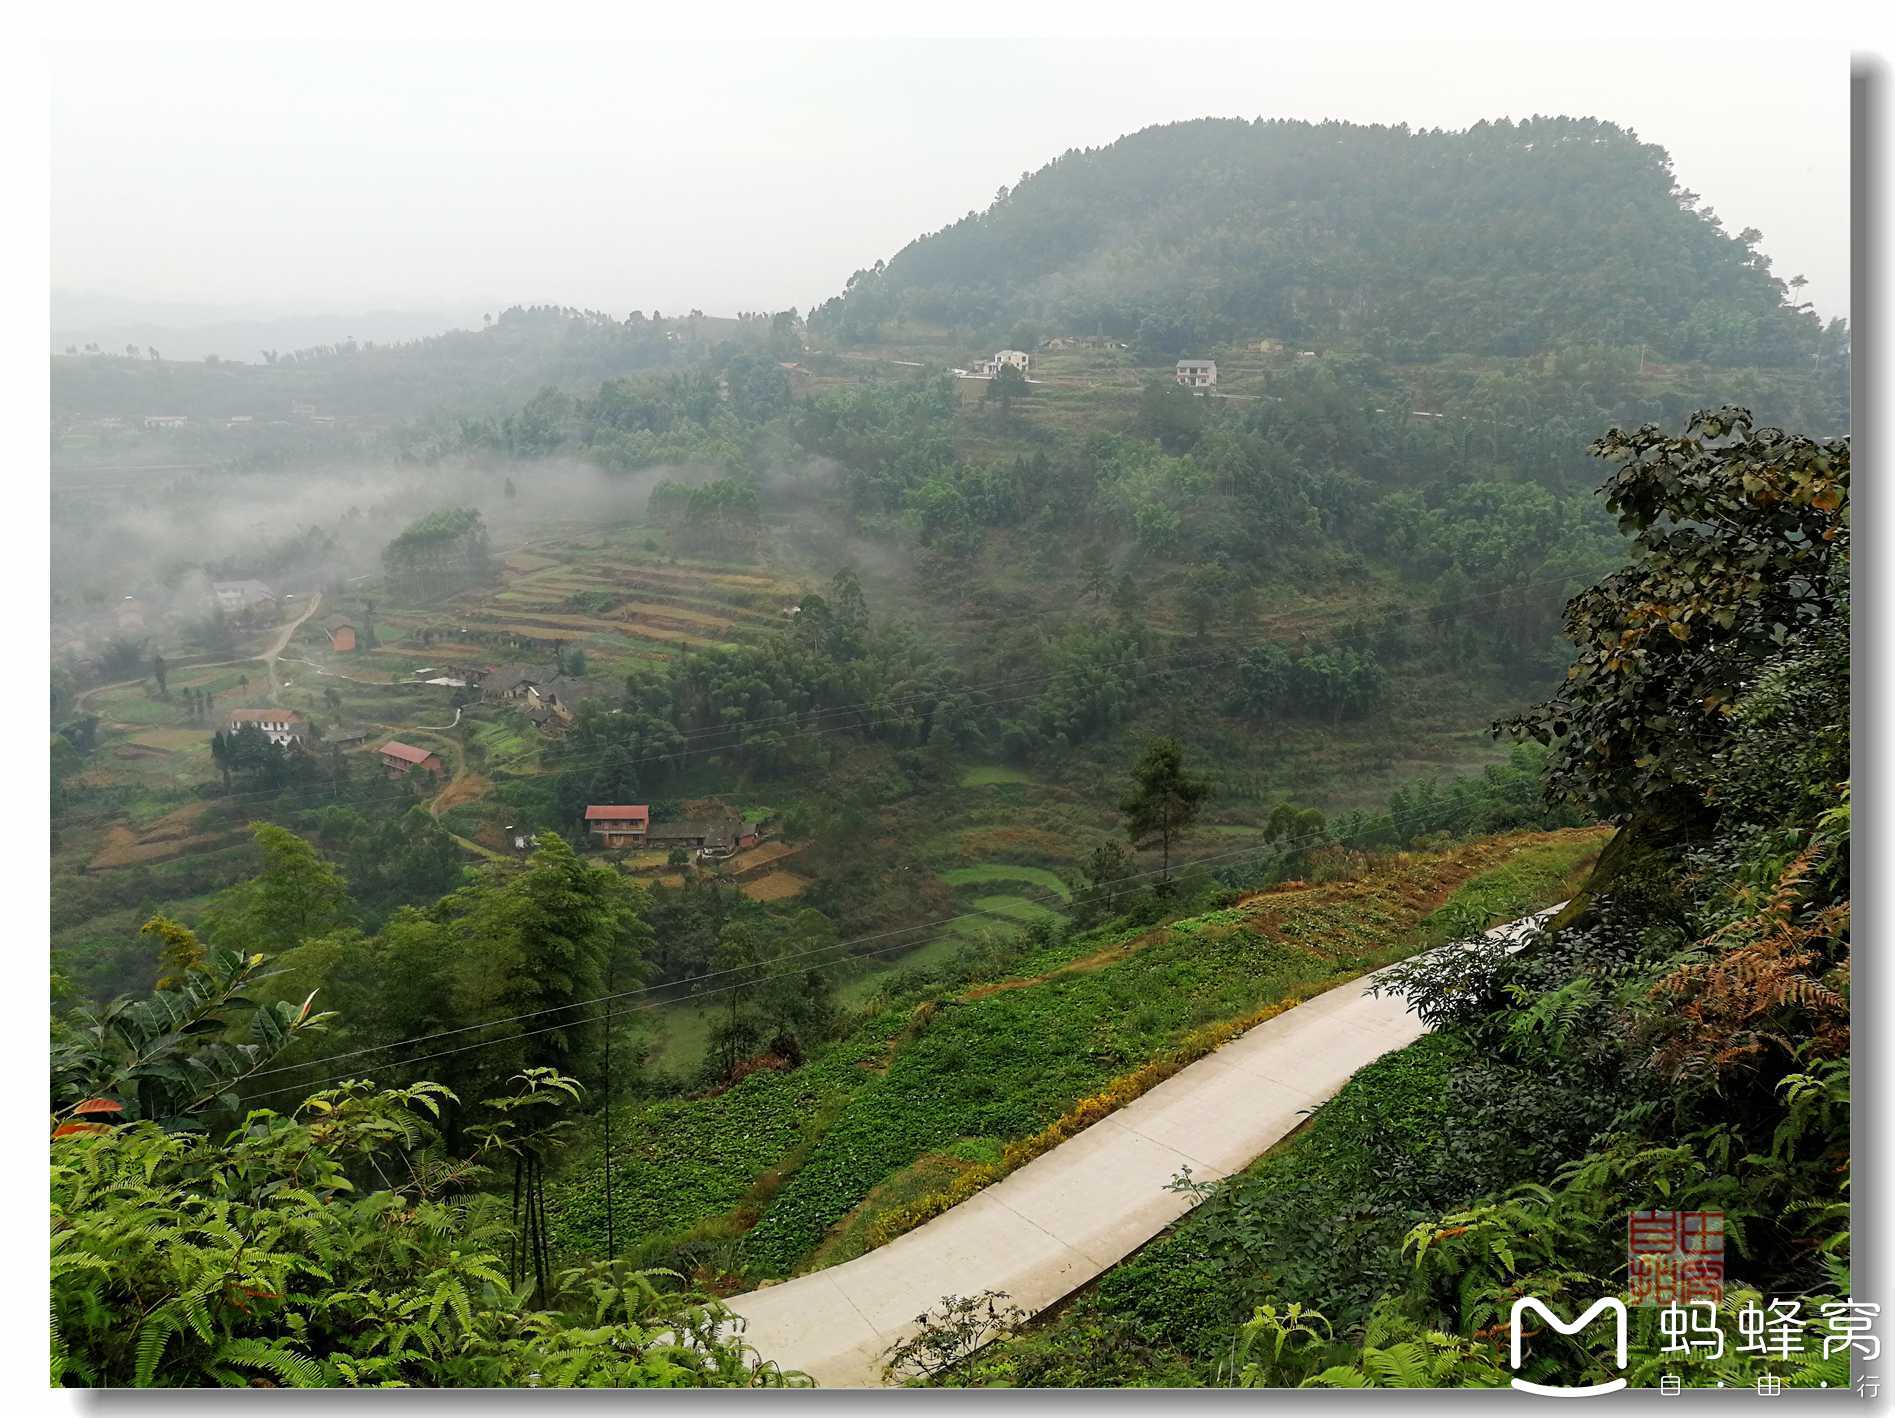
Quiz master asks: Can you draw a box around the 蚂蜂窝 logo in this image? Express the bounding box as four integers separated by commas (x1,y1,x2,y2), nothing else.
1510,1296,1629,1397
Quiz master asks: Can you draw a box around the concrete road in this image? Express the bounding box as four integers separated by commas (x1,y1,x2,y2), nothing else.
722,909,1558,1386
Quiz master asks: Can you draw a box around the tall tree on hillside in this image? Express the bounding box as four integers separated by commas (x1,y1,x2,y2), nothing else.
140,915,207,991
986,363,1028,421
1120,736,1212,893
205,823,354,952
447,834,652,1099
1078,544,1114,605
1499,407,1850,823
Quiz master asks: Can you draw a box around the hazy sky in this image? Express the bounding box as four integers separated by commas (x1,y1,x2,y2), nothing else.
50,38,1853,326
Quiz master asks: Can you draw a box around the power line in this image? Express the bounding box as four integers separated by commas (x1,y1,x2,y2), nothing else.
242,789,1534,1101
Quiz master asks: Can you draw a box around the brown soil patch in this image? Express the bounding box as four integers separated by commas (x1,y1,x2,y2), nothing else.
947,826,1073,865
138,801,218,840
729,841,802,876
430,771,492,815
741,871,810,902
91,827,231,870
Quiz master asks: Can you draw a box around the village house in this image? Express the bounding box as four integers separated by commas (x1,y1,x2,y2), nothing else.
378,740,445,780
647,815,739,855
993,349,1030,374
226,708,308,748
584,804,650,848
539,674,612,722
480,664,554,706
1041,334,1125,351
325,617,357,652
1175,358,1218,389
143,415,189,430
211,579,277,618
482,664,609,727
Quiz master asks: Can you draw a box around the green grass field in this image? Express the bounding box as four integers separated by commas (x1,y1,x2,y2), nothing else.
941,864,1072,900
969,894,1068,926
959,765,1033,787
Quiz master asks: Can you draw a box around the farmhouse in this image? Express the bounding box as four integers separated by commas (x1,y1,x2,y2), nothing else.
481,664,554,705
647,816,739,853
378,740,445,779
325,617,357,652
737,820,764,850
211,579,277,617
483,664,608,727
584,803,650,848
994,349,1030,374
539,674,613,721
1175,358,1218,389
225,708,308,748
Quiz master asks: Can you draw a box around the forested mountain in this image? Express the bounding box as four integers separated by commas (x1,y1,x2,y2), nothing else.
812,116,1844,368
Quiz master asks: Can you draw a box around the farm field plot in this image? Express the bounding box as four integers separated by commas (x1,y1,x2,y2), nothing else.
381,537,810,672
968,893,1068,927
958,765,1032,787
941,864,1071,900
727,841,802,875
741,870,810,902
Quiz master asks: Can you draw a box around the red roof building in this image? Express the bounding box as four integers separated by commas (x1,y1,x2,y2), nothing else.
584,804,650,847
379,740,445,779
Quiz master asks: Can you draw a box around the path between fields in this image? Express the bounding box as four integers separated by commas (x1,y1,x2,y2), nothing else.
75,591,319,716
721,908,1561,1387
262,594,323,704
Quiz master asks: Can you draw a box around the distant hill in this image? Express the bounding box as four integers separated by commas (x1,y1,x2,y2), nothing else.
50,305,756,425
51,292,476,365
810,115,1840,368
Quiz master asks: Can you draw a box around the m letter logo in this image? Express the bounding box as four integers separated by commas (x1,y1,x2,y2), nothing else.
1509,1297,1629,1397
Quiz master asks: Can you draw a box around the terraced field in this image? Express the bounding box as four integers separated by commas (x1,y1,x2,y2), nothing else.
380,540,807,674
941,864,1071,899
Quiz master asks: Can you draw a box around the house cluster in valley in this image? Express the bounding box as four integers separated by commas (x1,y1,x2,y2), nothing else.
584,804,767,862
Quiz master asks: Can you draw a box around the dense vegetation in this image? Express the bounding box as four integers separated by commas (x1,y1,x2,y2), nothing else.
48,107,1853,1390
812,116,1845,373
947,409,1850,1389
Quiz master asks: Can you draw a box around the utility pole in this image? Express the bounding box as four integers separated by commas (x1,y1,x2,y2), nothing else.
603,955,616,1261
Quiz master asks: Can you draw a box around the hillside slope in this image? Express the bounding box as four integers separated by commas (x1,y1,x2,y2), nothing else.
812,115,1841,369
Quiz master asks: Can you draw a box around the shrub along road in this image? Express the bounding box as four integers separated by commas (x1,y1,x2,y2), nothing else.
721,909,1560,1386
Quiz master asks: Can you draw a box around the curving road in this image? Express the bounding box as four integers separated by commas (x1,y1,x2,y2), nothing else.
722,908,1560,1386
75,591,320,716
